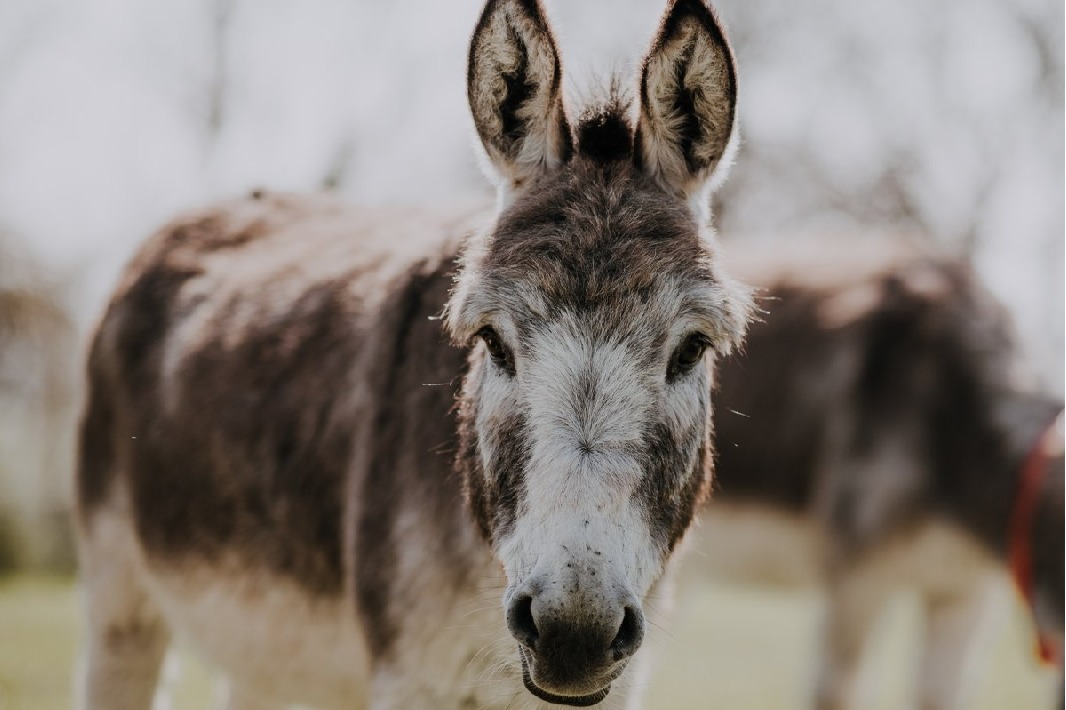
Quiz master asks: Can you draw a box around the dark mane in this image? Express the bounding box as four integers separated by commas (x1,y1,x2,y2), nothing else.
574,86,634,163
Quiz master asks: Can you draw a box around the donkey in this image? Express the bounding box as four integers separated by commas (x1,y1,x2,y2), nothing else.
74,0,752,708
682,240,1063,710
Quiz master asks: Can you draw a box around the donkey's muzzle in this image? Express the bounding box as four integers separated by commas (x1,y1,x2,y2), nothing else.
506,583,645,704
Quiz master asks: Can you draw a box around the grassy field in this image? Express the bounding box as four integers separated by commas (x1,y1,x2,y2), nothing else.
0,575,1055,709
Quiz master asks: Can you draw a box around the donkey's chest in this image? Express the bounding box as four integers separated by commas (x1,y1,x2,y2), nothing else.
146,564,524,709
146,568,371,708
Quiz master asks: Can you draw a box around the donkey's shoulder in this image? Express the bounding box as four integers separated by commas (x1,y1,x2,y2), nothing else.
79,192,483,592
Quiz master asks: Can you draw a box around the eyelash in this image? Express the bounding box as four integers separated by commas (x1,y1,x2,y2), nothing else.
668,333,710,379
475,326,515,376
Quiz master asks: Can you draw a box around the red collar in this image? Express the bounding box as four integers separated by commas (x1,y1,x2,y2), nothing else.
1007,410,1064,666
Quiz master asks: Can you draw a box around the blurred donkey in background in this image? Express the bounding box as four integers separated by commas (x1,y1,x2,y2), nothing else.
684,239,1063,710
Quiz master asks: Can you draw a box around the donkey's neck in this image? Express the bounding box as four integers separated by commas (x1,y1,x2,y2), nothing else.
346,235,497,659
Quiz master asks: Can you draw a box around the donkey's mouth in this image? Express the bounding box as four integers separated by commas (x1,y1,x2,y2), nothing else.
519,651,613,707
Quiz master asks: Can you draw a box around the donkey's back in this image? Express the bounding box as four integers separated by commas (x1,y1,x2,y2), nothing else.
76,192,484,708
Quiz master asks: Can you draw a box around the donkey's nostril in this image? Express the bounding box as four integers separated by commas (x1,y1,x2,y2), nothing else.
610,605,645,661
508,594,539,649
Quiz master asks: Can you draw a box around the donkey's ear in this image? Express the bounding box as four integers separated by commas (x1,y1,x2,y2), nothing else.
635,0,738,200
468,0,572,188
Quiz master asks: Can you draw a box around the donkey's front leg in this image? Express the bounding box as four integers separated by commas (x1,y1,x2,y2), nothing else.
80,618,169,710
916,575,999,710
815,557,897,710
77,516,171,710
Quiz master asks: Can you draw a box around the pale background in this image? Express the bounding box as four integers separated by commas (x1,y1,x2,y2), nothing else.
0,0,1061,707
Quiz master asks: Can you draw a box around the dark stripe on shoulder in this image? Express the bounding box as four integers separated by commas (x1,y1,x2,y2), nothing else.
128,274,357,595
354,259,467,660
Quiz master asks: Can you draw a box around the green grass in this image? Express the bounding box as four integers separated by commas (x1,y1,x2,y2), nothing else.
648,583,1057,709
0,577,80,710
0,576,1055,709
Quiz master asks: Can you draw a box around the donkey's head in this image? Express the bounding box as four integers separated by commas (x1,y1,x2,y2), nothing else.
447,0,751,704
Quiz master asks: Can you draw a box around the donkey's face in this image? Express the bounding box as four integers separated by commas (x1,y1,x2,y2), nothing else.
448,0,750,704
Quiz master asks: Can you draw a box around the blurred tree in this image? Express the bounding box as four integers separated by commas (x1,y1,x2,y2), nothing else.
0,235,78,572
0,0,1059,575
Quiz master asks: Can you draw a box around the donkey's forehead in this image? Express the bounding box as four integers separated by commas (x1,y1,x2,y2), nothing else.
483,161,717,316
491,161,702,257
484,275,712,348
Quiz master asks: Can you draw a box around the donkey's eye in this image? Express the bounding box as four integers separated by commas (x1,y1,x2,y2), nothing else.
670,333,709,377
477,327,514,374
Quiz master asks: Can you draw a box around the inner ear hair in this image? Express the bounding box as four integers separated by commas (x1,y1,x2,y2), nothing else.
634,0,738,199
467,0,573,188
